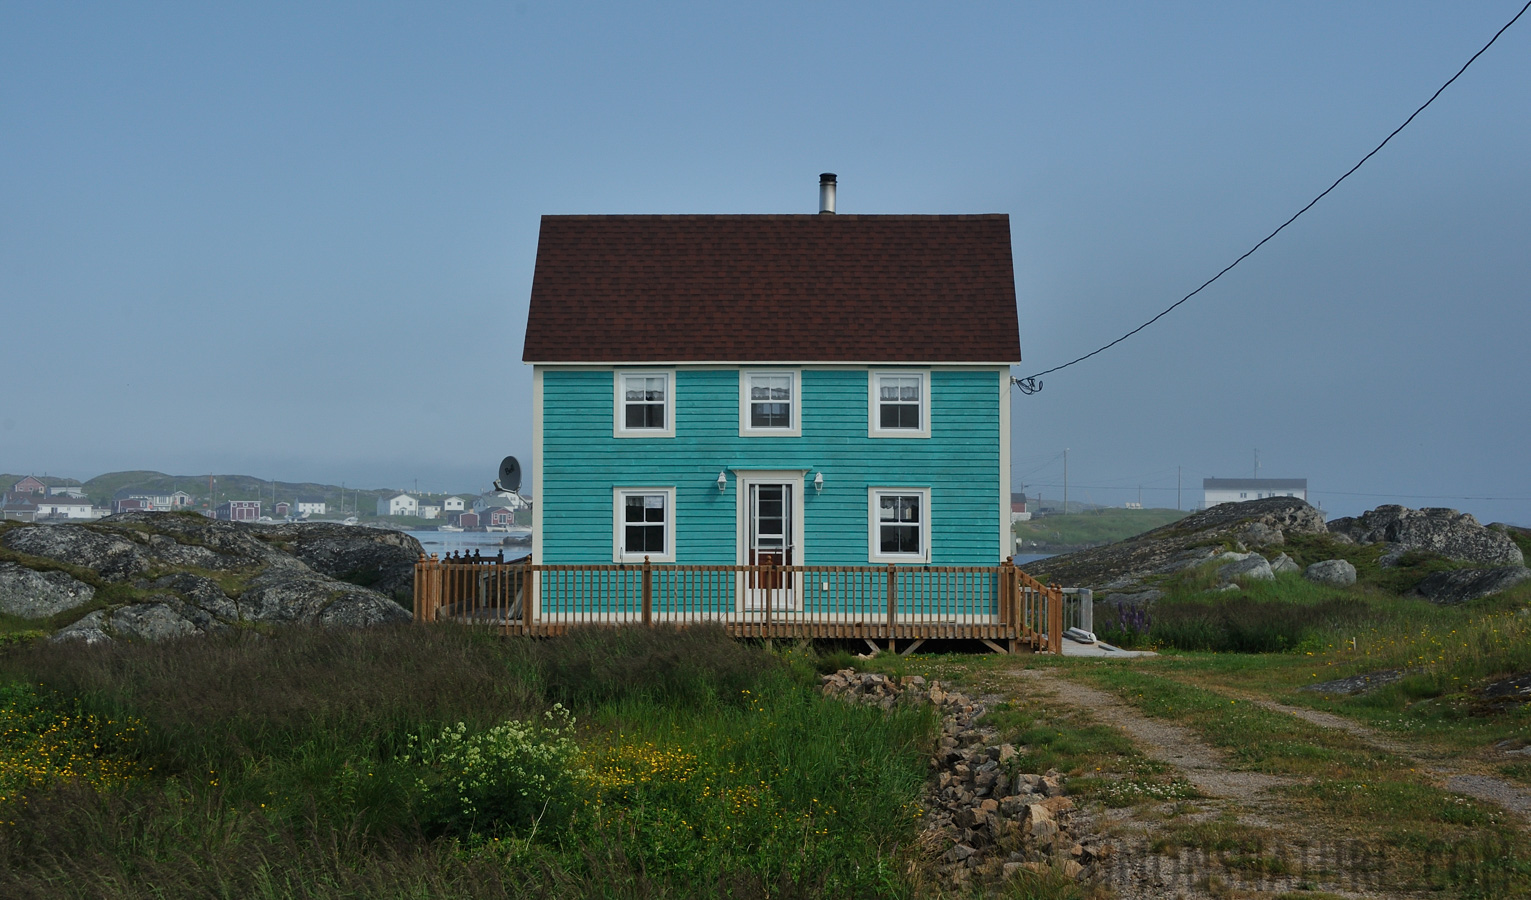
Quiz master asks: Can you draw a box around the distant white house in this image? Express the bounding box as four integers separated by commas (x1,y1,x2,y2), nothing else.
1203,478,1307,508
295,499,326,517
442,496,466,512
417,503,441,520
377,493,418,517
473,491,528,514
34,495,101,520
47,486,88,498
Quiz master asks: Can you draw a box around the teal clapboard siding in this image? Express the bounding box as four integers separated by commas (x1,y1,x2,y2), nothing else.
539,367,1003,571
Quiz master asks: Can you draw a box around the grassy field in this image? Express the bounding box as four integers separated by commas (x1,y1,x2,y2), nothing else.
0,625,940,899
1013,508,1188,549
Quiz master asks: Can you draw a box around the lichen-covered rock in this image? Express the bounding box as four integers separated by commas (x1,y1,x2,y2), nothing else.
1304,559,1357,586
1219,555,1274,583
0,562,96,618
1025,497,1326,590
1411,566,1531,605
1270,553,1301,575
6,513,413,643
2,525,149,581
1326,506,1523,567
257,522,421,599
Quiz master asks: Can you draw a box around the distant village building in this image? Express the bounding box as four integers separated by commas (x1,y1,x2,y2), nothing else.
1010,492,1031,523
295,499,326,516
481,506,516,529
443,496,466,513
1202,478,1307,509
34,495,100,520
274,501,291,517
1,493,38,522
112,497,153,514
452,510,481,530
377,493,418,517
112,489,194,512
47,486,87,498
473,491,527,514
215,500,261,522
417,503,441,520
12,476,46,495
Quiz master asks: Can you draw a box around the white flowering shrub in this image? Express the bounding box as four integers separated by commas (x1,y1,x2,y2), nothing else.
402,705,586,838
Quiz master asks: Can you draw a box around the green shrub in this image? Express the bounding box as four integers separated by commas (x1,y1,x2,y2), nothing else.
406,706,586,840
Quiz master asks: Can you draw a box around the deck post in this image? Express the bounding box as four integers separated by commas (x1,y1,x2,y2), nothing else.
763,565,772,638
642,555,653,627
886,564,897,652
525,557,537,635
1001,556,1017,654
1048,584,1064,654
413,553,425,622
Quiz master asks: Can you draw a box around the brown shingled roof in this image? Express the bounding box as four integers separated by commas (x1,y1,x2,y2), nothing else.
522,214,1021,363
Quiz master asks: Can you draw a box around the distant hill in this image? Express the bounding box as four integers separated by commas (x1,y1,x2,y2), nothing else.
1015,507,1190,551
1,473,83,492
65,471,482,515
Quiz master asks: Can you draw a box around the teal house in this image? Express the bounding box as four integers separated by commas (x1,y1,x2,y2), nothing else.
522,179,1023,623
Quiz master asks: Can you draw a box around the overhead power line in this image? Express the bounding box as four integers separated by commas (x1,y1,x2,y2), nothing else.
1013,0,1531,396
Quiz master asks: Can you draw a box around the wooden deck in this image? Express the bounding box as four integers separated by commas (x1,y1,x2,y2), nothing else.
413,554,1064,655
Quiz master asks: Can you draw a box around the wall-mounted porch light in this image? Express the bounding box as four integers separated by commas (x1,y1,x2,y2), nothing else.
813,471,824,493
716,471,728,492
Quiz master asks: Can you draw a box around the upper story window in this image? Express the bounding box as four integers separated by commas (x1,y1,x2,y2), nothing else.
739,370,801,437
869,487,930,563
613,487,675,562
614,370,675,438
868,370,930,438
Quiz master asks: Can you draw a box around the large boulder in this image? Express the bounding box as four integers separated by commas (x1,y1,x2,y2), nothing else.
1411,567,1531,605
0,563,96,618
1,525,150,581
1219,555,1274,583
256,521,421,599
1025,497,1326,591
1326,506,1523,568
1304,559,1357,586
4,513,416,644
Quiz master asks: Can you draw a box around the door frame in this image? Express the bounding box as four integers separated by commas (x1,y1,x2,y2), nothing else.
733,470,806,612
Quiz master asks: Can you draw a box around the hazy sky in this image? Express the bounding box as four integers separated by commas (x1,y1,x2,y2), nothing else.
3,2,1528,523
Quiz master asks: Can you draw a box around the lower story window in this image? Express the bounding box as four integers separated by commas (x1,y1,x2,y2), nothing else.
869,488,930,562
614,488,675,562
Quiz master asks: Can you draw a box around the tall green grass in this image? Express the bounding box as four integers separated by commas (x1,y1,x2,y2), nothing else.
0,625,935,899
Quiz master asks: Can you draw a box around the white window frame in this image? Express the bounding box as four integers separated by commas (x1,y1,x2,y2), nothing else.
613,369,676,439
738,369,801,437
612,487,676,562
868,369,931,438
868,487,931,563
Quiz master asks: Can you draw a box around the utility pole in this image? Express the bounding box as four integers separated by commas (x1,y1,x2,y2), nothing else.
1254,449,1260,479
1178,466,1182,511
1063,449,1069,515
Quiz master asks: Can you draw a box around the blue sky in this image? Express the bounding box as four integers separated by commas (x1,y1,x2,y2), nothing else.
3,2,1528,523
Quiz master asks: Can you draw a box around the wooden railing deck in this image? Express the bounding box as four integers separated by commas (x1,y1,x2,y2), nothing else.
414,553,1065,654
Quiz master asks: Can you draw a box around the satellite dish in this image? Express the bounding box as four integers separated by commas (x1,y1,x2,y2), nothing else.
495,456,522,494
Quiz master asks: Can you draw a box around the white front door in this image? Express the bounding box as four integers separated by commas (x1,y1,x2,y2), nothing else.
736,471,805,611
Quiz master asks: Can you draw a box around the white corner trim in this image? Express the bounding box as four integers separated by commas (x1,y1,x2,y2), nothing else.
532,367,544,562
999,367,1011,562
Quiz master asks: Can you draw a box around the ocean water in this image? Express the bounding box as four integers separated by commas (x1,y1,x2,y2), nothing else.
405,530,530,561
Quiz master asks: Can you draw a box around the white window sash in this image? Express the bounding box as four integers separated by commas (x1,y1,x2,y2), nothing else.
867,370,930,438
739,370,801,437
613,370,675,438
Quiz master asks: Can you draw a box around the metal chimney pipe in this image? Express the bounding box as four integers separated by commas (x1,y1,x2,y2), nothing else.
818,173,837,214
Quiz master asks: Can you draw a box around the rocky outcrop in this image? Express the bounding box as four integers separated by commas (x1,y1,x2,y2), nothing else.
1301,668,1409,696
1270,553,1301,575
1025,497,1326,591
0,513,416,643
0,563,95,618
1219,555,1274,582
1411,567,1531,605
256,521,419,599
819,670,1100,892
1326,506,1523,568
1304,559,1357,586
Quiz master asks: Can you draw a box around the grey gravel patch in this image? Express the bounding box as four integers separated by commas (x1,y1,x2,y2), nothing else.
1301,668,1409,696
1446,775,1531,818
